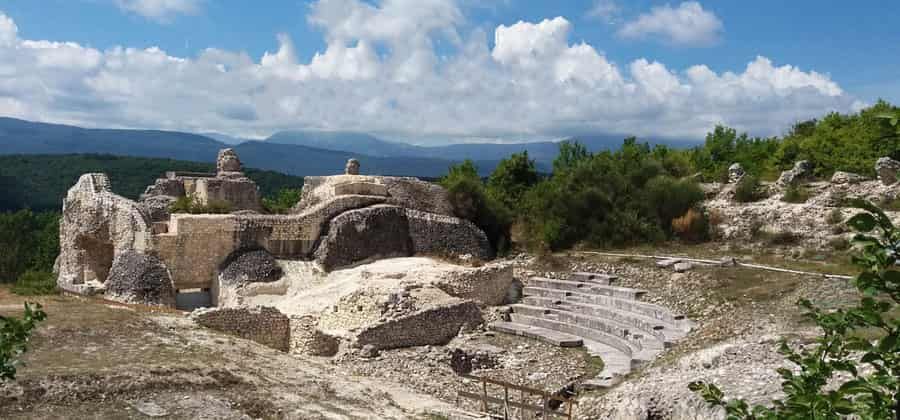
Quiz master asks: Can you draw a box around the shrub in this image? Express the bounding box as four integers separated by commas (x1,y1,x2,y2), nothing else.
765,230,800,246
707,209,725,240
781,184,810,204
262,188,302,214
690,200,900,419
169,194,233,214
671,208,710,243
11,271,57,296
643,176,706,236
1,302,47,380
441,160,512,255
734,175,765,203
486,151,539,212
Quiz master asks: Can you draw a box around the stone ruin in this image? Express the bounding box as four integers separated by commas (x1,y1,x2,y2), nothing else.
55,149,507,356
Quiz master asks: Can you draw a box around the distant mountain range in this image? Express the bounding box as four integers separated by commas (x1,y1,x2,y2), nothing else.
264,130,699,166
0,117,700,178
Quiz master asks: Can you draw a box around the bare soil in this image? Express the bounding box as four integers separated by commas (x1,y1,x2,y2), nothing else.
0,287,463,419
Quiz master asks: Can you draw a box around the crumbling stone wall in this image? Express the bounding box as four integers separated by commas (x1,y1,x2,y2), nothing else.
191,306,290,351
353,300,483,350
405,209,492,261
59,153,494,303
289,315,340,356
57,173,153,295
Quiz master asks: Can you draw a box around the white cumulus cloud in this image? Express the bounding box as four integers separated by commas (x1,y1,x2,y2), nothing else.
0,5,855,142
115,0,203,22
618,1,723,47
587,0,620,24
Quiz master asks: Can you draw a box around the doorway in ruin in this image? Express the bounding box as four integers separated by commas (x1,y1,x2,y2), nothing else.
75,227,115,285
175,288,212,311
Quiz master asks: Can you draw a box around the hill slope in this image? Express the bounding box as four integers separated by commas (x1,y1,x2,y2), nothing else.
0,154,305,212
265,130,697,167
0,118,499,177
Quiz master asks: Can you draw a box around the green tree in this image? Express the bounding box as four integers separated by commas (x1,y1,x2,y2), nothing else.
0,210,59,283
487,151,539,211
553,140,591,174
440,160,512,255
262,188,303,214
690,200,900,419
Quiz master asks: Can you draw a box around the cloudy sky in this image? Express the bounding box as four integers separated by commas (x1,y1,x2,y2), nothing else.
0,0,896,144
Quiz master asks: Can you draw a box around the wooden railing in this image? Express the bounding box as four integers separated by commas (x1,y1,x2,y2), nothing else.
457,374,576,419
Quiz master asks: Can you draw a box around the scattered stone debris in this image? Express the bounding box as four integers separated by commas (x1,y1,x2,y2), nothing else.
776,160,812,187
673,261,693,273
727,163,745,184
876,156,900,185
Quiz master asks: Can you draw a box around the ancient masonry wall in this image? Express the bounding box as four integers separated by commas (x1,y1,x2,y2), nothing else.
191,306,290,352
353,301,483,350
153,195,387,291
289,315,340,356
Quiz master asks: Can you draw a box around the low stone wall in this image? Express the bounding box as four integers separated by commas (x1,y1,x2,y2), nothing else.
289,315,340,356
191,306,290,352
354,300,483,350
432,264,514,306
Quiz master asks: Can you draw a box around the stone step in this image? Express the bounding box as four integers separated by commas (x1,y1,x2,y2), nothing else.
528,277,647,300
522,296,685,346
511,304,666,354
522,286,687,326
488,321,584,347
509,313,655,368
580,339,633,389
568,272,617,285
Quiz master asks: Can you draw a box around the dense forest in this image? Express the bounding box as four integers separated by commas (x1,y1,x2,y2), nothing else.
0,154,305,212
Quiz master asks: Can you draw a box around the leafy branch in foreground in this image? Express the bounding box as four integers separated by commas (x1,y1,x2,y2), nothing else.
0,302,47,380
689,199,899,419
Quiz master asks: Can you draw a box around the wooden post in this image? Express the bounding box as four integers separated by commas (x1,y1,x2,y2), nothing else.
482,377,489,413
504,385,510,420
566,398,573,420
520,389,525,420
541,392,548,420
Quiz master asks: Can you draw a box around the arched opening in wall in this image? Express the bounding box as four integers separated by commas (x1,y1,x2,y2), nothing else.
75,228,114,285
175,288,212,311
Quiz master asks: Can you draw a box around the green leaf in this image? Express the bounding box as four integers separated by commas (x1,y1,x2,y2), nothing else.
877,332,897,352
847,213,877,233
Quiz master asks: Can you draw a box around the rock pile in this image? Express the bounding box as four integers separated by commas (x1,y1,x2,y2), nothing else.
876,156,900,185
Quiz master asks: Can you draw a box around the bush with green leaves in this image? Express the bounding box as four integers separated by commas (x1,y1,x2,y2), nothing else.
734,175,765,203
689,200,899,419
1,302,47,381
11,271,58,296
782,185,811,204
262,188,303,214
486,151,539,212
521,139,704,250
440,160,513,255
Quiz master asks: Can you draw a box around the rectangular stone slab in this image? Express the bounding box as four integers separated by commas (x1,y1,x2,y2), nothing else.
489,321,583,347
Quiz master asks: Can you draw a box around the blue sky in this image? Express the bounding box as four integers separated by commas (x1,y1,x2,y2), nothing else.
0,0,895,142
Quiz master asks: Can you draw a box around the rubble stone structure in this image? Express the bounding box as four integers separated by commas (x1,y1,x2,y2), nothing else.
56,151,493,308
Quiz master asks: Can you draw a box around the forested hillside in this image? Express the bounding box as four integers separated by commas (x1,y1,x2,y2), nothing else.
0,154,305,212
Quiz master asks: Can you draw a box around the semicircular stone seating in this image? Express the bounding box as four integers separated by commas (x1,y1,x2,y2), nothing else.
489,272,694,389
